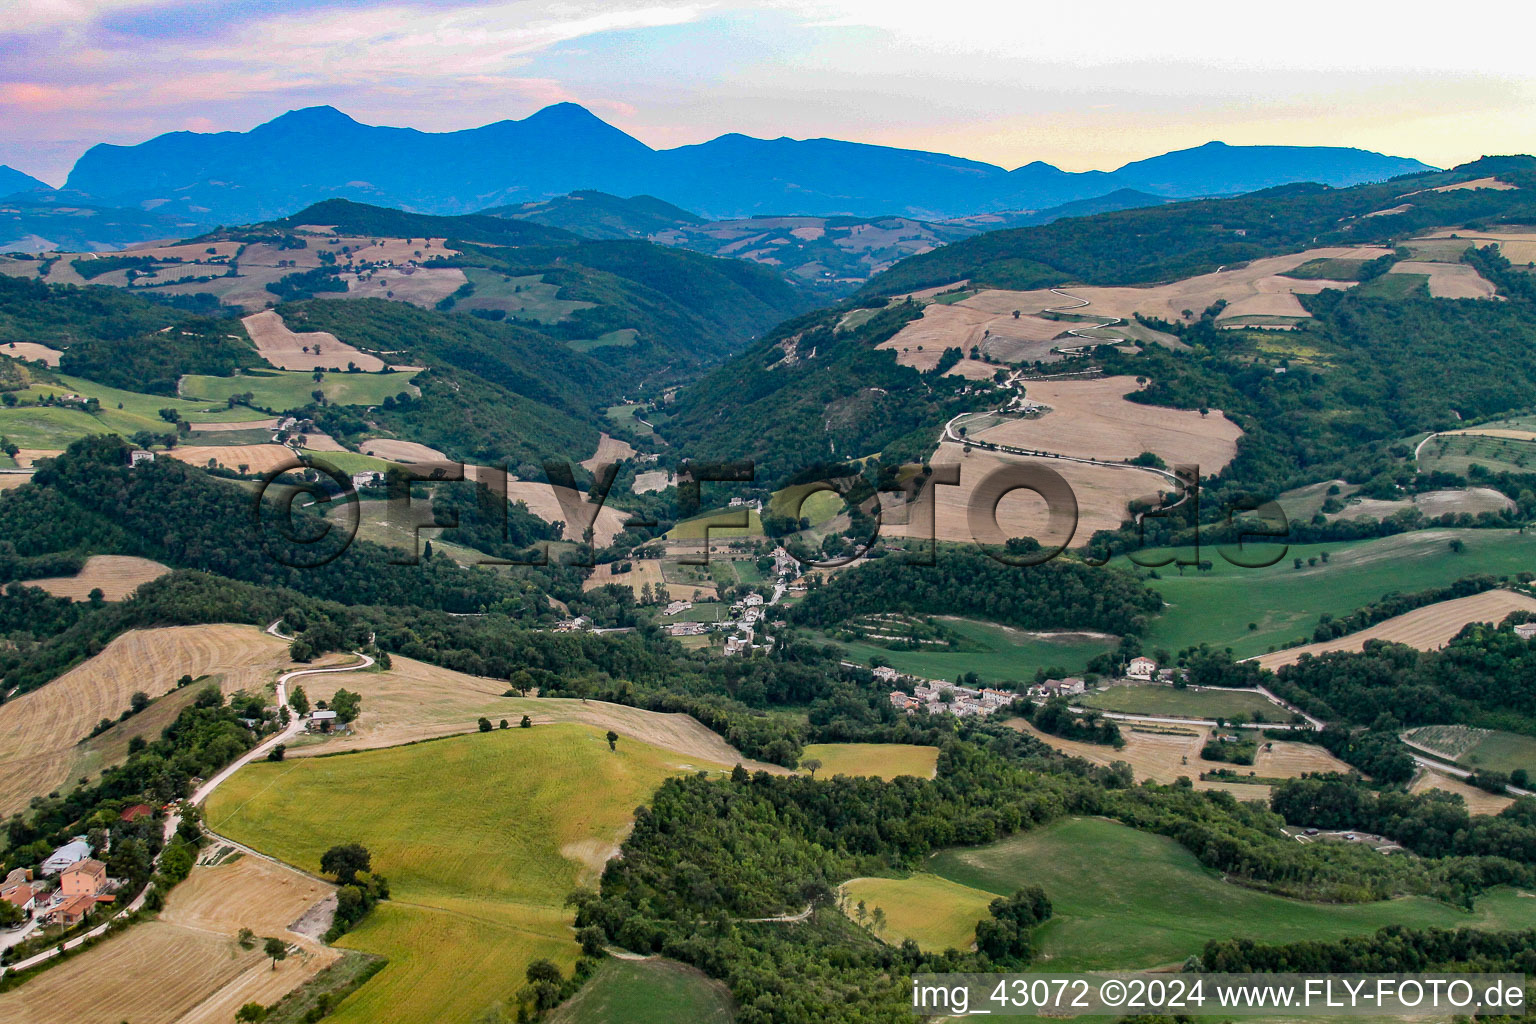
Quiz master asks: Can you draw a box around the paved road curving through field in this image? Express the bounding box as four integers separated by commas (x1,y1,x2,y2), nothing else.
1,623,374,977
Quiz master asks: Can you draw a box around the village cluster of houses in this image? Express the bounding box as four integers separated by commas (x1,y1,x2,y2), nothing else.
2,834,122,934
881,668,1016,717
881,656,1173,720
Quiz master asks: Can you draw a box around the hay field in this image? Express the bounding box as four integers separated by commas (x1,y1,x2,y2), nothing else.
581,431,637,471
1428,177,1516,193
334,265,466,307
930,817,1536,971
0,472,31,491
879,445,1168,546
0,341,62,365
799,743,940,780
0,624,291,815
1410,770,1514,816
18,554,170,600
880,302,1067,369
1404,725,1536,777
167,443,301,475
1387,261,1497,299
633,469,671,493
1331,486,1514,522
584,557,667,598
955,248,1382,326
1252,740,1354,777
974,376,1242,472
359,437,447,462
282,653,786,772
839,875,994,951
189,416,281,432
1082,685,1280,721
241,310,387,372
184,369,418,410
1251,589,1536,670
0,856,337,1024
504,478,629,545
208,724,724,1024
1007,718,1274,799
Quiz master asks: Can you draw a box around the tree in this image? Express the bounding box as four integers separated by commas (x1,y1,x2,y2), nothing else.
606,730,618,751
871,905,887,936
267,744,286,762
478,717,492,732
288,685,309,716
499,719,510,730
263,937,288,971
329,688,361,723
238,927,256,949
288,638,314,662
520,715,532,728
0,900,24,928
320,843,371,885
802,758,823,780
235,1003,267,1022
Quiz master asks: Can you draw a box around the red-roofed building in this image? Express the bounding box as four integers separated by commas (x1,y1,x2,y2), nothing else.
60,858,108,898
1,882,34,917
46,893,96,927
119,803,153,823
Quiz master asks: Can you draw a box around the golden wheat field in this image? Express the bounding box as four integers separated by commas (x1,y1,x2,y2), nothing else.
580,431,637,471
974,376,1243,472
583,557,668,598
1252,590,1536,670
0,624,293,815
0,341,62,365
18,554,171,601
0,856,337,1024
879,444,1169,546
1410,770,1514,816
1387,261,1498,299
358,437,449,462
241,309,387,372
339,265,467,306
167,443,304,475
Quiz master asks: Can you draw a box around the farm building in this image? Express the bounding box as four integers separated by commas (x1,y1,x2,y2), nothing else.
872,666,901,683
307,709,340,732
1516,623,1536,640
1,882,34,917
667,621,707,637
1035,678,1085,697
39,839,91,876
59,858,108,898
45,893,97,927
1126,656,1158,680
664,600,693,616
128,450,155,467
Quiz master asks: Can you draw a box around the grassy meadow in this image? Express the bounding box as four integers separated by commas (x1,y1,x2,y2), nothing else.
838,875,995,951
1124,529,1536,658
206,724,706,1024
546,959,735,1024
928,818,1536,970
799,743,939,781
181,368,419,410
1080,685,1281,721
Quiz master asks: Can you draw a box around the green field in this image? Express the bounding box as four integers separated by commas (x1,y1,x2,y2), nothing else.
1081,685,1283,722
667,507,765,540
1417,433,1536,475
568,328,640,352
181,368,419,411
928,818,1536,970
206,724,702,1024
1355,273,1428,299
1405,725,1536,776
839,874,995,951
1125,529,1536,659
0,373,274,448
458,269,595,322
800,743,939,781
605,404,654,436
823,617,1116,685
547,959,735,1024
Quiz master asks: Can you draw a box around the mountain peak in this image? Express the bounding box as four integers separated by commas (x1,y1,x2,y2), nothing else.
260,105,362,132
523,102,605,126
0,164,52,194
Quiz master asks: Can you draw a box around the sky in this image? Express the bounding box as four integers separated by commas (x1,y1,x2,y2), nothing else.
2,0,1533,186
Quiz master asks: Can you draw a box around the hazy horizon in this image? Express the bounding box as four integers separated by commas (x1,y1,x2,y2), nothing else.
4,0,1531,185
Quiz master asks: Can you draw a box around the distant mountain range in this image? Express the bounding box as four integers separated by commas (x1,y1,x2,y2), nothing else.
44,104,1433,227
